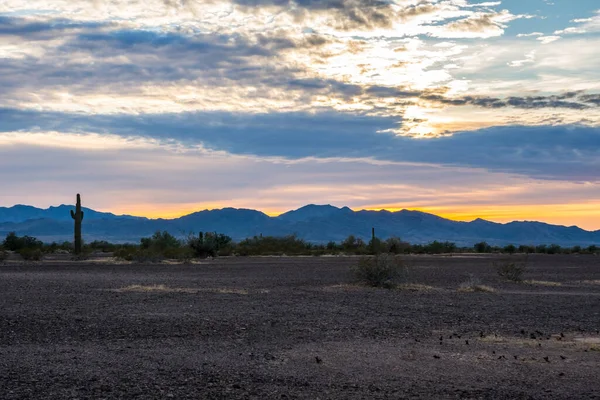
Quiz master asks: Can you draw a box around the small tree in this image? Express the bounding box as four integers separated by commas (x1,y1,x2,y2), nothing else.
140,231,181,252
503,244,516,254
187,231,232,258
474,241,491,253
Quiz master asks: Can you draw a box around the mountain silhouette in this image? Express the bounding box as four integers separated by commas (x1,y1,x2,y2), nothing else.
0,204,598,246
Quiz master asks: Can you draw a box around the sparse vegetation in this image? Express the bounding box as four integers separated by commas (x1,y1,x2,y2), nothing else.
474,241,492,253
187,231,233,258
352,253,407,288
459,274,496,293
1,231,597,261
495,256,528,282
18,247,43,261
0,248,7,263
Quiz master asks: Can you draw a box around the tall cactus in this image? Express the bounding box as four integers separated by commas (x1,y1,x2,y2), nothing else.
70,194,84,255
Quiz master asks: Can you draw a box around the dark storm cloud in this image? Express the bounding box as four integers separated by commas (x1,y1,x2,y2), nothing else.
2,108,599,182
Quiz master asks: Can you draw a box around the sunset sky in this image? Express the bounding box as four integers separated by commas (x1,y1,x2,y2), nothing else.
1,0,599,229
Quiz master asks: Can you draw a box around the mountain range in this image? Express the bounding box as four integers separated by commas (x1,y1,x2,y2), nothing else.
0,204,599,247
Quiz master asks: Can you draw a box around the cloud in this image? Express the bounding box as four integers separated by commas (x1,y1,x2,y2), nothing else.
516,32,543,37
432,10,525,38
1,108,599,182
537,35,561,44
555,10,600,35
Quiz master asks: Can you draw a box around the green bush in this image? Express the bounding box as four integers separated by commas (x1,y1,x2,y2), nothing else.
3,232,43,252
163,246,195,262
141,231,181,251
187,232,232,258
423,241,457,254
341,235,368,254
236,235,309,256
18,248,43,261
384,237,411,254
517,245,535,254
474,241,492,253
352,253,407,288
495,257,528,282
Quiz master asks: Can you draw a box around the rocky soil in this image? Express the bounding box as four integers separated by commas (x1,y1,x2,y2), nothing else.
1,254,599,399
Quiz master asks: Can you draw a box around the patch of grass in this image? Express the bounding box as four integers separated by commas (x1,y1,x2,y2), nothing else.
523,280,562,287
396,283,435,292
351,253,407,288
581,280,600,285
458,275,497,293
116,285,195,293
112,285,251,295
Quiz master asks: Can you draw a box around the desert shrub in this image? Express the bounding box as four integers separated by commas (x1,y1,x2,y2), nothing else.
495,256,528,282
115,247,164,263
535,244,547,254
164,246,195,262
423,241,457,254
0,248,7,263
546,244,562,255
367,237,383,255
384,237,411,254
503,244,516,254
352,253,407,288
236,235,309,256
187,232,233,258
587,245,598,255
18,248,43,261
459,274,496,293
518,245,535,254
326,241,338,252
141,231,181,251
3,232,43,252
474,241,492,253
44,241,73,254
341,235,368,254
88,240,118,253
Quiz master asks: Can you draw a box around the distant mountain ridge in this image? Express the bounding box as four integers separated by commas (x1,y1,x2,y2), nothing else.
0,204,145,223
0,203,598,246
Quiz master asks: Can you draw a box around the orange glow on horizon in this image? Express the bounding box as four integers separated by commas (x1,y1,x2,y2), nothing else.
104,202,600,231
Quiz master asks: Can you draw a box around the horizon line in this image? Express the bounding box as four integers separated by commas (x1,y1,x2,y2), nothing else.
2,202,597,232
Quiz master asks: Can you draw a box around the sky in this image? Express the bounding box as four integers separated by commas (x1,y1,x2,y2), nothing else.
0,0,599,230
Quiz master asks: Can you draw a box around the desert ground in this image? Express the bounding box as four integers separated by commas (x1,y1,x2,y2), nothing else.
1,254,599,399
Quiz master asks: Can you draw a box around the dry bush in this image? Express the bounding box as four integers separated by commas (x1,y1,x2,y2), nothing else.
495,256,528,282
459,274,496,293
18,248,43,261
352,253,407,288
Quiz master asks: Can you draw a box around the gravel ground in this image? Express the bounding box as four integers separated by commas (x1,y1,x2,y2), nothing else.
1,254,600,399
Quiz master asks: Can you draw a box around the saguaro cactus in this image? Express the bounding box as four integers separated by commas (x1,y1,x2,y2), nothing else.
70,194,84,255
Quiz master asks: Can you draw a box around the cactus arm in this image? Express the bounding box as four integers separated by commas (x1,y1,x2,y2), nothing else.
70,210,75,219
81,211,84,220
